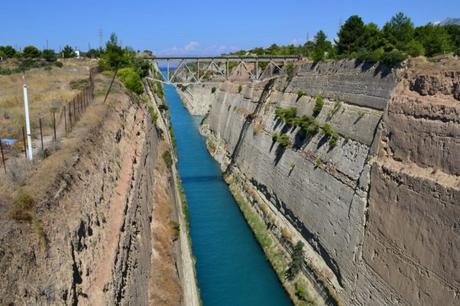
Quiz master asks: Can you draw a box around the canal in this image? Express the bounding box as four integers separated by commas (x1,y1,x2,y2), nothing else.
163,82,291,306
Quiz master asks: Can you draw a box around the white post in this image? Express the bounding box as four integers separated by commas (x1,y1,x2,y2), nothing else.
22,83,33,161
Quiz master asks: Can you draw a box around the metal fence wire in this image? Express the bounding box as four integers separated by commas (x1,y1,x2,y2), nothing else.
0,67,98,174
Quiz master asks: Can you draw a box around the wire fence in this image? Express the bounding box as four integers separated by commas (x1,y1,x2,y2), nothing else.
0,67,99,174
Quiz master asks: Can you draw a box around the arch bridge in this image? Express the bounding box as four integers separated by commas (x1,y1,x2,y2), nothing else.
145,55,302,84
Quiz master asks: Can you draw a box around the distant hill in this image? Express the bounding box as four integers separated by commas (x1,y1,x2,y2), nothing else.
440,18,460,25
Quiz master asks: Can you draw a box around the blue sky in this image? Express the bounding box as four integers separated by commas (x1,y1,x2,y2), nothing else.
0,1,458,55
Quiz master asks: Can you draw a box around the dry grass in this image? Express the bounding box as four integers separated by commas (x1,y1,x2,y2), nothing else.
0,70,115,209
0,59,96,136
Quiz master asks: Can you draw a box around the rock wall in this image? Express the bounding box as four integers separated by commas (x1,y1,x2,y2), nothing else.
0,77,184,305
364,64,460,306
183,59,459,306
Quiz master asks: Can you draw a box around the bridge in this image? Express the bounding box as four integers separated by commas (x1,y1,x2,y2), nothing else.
145,55,302,84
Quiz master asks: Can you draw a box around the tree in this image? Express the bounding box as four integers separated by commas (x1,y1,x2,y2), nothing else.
0,45,17,58
117,67,144,94
62,45,76,58
42,49,57,62
312,31,332,62
102,33,127,70
405,40,425,57
286,241,304,280
443,24,460,55
22,45,41,58
415,24,452,56
336,15,366,55
383,12,415,50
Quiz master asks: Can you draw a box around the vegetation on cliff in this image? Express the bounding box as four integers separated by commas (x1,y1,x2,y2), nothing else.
230,12,460,66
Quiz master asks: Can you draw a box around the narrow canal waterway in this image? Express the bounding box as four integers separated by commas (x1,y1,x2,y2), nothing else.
164,83,291,306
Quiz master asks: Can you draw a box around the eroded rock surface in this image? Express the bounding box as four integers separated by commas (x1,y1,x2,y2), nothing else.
183,59,459,306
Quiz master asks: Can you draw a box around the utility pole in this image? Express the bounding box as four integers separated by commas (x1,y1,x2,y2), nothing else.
22,76,33,161
99,28,104,48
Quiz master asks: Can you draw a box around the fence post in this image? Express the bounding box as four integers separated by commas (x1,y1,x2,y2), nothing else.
73,100,76,121
69,103,72,130
39,118,44,156
22,127,27,159
53,111,57,147
64,105,68,135
0,138,6,174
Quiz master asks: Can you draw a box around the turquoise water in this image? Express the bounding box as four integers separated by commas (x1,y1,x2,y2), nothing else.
164,83,291,306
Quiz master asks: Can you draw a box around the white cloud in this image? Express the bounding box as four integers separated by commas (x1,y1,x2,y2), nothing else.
184,41,199,51
158,41,239,56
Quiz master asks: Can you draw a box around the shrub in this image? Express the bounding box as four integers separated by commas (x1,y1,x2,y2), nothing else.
275,107,297,124
22,45,41,58
238,85,242,93
295,281,312,302
54,61,63,68
148,105,158,124
62,45,76,58
69,79,89,90
295,116,319,136
42,49,57,62
296,90,306,100
10,190,34,221
158,104,169,112
381,49,407,67
117,67,144,94
211,87,216,94
406,40,425,57
162,150,173,168
315,157,322,168
312,96,324,117
272,133,289,148
322,123,339,147
322,123,334,137
329,132,339,147
286,241,304,280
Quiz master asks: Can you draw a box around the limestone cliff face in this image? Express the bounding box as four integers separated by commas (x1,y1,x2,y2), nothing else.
182,59,460,306
365,63,460,306
0,81,182,305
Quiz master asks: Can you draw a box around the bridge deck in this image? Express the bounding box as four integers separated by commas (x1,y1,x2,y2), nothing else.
146,55,302,61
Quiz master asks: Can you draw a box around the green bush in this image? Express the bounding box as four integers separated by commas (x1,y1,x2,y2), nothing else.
312,96,324,117
22,45,41,58
406,40,425,57
295,116,319,136
10,190,34,221
42,49,57,62
286,241,304,280
0,45,17,58
118,67,144,94
272,133,290,148
148,105,158,124
381,49,408,66
162,150,173,168
322,123,339,147
62,45,76,58
158,104,169,112
322,123,334,137
211,87,216,94
54,61,63,68
238,85,242,93
275,107,297,124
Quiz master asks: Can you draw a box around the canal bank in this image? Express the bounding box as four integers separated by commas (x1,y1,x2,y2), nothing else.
163,83,291,306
